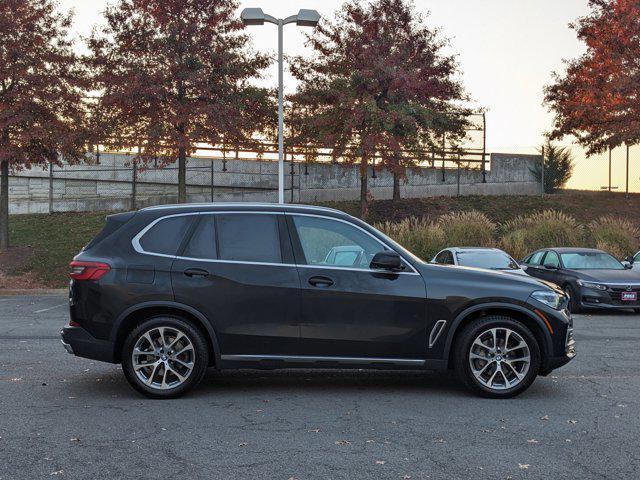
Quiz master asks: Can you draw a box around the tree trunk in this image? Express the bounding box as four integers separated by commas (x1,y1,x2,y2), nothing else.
392,171,401,201
359,159,368,219
0,160,9,251
178,147,187,203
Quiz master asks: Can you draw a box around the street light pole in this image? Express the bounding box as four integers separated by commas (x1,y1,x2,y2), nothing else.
277,19,284,204
241,8,320,204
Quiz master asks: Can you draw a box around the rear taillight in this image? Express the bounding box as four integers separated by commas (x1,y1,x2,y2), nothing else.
69,261,111,280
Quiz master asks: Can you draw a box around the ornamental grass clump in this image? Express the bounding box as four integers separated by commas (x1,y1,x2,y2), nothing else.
437,210,497,247
376,217,446,261
500,210,583,260
589,216,639,259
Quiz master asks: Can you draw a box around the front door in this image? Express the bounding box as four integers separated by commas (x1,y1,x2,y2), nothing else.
171,212,301,356
287,214,428,359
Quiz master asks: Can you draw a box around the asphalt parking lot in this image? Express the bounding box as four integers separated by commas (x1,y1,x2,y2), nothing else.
1,294,639,480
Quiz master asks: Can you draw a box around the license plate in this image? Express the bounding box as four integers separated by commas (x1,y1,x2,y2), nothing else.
621,292,638,301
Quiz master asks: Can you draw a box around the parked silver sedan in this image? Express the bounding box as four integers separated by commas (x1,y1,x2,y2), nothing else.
431,247,528,276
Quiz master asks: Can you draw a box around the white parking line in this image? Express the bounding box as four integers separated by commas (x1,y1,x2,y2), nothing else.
34,303,67,314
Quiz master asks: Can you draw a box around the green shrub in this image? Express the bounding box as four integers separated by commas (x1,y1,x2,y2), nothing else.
438,210,497,247
500,210,584,260
589,216,639,259
376,217,446,261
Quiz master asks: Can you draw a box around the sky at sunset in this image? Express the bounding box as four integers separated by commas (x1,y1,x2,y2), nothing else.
57,0,640,192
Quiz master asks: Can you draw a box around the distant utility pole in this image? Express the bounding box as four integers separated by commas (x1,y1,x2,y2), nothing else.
609,145,612,192
541,145,545,198
626,144,630,195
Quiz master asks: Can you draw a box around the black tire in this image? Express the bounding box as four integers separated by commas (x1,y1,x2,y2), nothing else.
563,284,581,313
453,316,541,399
121,316,209,399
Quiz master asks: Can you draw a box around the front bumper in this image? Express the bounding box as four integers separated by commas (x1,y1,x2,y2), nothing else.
60,326,116,363
578,286,640,310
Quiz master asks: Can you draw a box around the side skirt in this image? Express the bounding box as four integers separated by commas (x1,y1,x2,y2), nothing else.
218,354,447,371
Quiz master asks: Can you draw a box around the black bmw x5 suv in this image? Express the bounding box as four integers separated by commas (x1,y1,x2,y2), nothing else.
61,203,575,398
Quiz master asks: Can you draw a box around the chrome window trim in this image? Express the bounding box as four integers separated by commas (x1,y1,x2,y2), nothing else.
132,210,421,275
286,212,420,275
131,212,198,258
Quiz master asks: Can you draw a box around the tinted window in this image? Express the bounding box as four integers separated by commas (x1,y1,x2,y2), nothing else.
560,252,624,270
435,251,454,265
543,251,560,268
217,214,281,263
528,251,545,265
292,215,383,269
183,215,217,259
456,251,519,270
635,252,640,262
139,215,193,255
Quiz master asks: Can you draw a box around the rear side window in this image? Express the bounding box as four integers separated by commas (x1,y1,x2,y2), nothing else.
183,215,217,259
139,215,193,256
217,214,281,263
435,251,454,265
528,251,545,265
543,251,560,268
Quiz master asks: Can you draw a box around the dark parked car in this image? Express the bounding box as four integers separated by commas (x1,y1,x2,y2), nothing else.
522,247,640,313
62,204,575,399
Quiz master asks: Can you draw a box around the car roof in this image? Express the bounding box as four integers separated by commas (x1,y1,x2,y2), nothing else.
140,202,343,215
445,247,506,253
541,247,606,254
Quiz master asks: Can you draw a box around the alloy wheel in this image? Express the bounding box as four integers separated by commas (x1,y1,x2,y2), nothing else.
468,327,531,390
132,326,195,390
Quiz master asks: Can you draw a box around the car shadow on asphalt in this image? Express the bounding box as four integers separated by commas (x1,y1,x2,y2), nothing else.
64,367,562,401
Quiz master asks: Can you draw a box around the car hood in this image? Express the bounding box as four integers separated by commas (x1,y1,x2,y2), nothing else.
417,263,561,293
572,269,640,284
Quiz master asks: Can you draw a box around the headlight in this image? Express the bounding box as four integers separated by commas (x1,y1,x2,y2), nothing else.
530,290,564,310
577,280,608,291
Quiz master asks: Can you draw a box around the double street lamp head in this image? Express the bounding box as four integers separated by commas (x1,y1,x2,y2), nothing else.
240,8,320,27
240,6,320,205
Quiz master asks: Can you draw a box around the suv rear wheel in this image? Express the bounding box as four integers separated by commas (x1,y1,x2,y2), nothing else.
122,316,209,399
454,316,541,398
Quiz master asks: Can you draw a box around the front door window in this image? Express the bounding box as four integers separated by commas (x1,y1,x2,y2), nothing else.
291,215,384,270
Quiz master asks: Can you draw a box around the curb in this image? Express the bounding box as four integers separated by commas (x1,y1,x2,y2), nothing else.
0,289,67,296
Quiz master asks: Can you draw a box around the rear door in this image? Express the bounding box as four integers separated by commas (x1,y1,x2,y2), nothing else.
538,250,562,284
171,212,301,356
288,213,428,359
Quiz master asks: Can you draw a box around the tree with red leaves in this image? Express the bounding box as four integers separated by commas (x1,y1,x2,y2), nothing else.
88,0,273,203
0,0,87,251
290,0,469,216
545,0,640,154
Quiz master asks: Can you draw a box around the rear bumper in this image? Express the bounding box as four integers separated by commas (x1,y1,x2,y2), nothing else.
60,326,116,363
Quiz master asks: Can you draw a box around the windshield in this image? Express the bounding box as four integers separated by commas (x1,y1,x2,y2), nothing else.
456,251,519,270
560,252,624,270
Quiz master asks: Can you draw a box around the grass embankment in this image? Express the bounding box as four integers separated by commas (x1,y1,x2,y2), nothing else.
1,190,640,288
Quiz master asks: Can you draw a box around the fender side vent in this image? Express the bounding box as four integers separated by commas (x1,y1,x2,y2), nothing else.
428,320,447,348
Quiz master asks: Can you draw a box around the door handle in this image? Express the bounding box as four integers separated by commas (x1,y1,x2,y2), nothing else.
184,268,209,278
308,276,334,288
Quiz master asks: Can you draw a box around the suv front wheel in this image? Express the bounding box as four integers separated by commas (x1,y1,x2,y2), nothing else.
454,316,541,398
121,316,209,399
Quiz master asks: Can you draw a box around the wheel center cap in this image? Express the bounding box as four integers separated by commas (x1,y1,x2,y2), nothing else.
496,355,503,362
161,354,168,361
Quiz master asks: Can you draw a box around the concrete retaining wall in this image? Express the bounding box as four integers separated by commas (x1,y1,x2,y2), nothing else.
7,152,541,214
